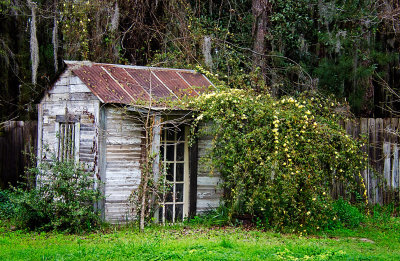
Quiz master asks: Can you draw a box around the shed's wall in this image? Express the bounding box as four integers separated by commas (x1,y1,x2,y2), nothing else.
102,107,143,222
38,70,100,172
196,132,222,213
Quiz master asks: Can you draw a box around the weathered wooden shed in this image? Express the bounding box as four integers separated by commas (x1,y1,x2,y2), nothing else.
37,61,221,223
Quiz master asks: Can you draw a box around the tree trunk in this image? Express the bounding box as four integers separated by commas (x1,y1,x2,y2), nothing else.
111,1,120,61
202,36,213,69
52,1,58,73
252,0,268,71
28,0,39,85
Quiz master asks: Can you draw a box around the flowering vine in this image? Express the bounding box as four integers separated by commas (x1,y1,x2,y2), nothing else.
189,89,368,232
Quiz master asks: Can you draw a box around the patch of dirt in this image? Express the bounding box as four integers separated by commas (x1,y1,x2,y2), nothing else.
359,238,375,243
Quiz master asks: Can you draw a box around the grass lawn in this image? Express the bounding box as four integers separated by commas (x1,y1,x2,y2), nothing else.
0,218,399,260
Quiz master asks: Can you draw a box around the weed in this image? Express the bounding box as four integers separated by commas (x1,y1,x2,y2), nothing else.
186,205,230,226
0,190,14,219
332,198,365,229
219,237,233,248
372,204,395,223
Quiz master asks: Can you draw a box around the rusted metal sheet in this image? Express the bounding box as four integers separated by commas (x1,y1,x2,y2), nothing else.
103,65,150,102
72,65,132,104
178,71,212,93
68,61,213,105
125,69,172,99
154,71,198,98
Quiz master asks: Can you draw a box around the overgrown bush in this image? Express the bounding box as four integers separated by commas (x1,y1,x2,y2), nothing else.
11,157,103,232
190,89,368,232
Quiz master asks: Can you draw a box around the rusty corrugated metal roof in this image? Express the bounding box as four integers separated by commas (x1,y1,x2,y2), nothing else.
125,69,173,99
178,71,213,93
154,71,198,98
72,65,132,104
66,61,213,106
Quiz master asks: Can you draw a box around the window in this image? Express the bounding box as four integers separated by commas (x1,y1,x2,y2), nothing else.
158,124,189,223
56,115,80,162
58,122,75,161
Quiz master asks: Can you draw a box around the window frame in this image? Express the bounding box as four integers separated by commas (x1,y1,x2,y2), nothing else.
55,115,80,162
157,124,190,223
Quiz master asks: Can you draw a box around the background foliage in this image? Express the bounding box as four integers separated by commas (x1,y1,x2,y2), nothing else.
1,0,399,121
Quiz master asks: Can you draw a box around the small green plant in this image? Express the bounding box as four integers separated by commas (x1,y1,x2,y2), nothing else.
331,198,364,229
10,155,103,232
372,204,395,223
0,189,14,220
219,237,234,248
187,206,230,227
255,216,270,230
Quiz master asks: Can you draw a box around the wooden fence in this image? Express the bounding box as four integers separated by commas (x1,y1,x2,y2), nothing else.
0,121,37,188
338,118,400,205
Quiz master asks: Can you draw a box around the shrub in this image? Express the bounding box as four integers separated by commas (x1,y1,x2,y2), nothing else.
190,89,368,232
11,157,103,232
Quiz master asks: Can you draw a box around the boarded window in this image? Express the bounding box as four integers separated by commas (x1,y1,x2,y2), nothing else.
58,122,75,161
56,115,80,162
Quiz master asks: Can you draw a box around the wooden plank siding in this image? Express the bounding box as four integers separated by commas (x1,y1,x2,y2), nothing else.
196,131,222,213
39,70,99,168
102,107,143,222
340,118,400,205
